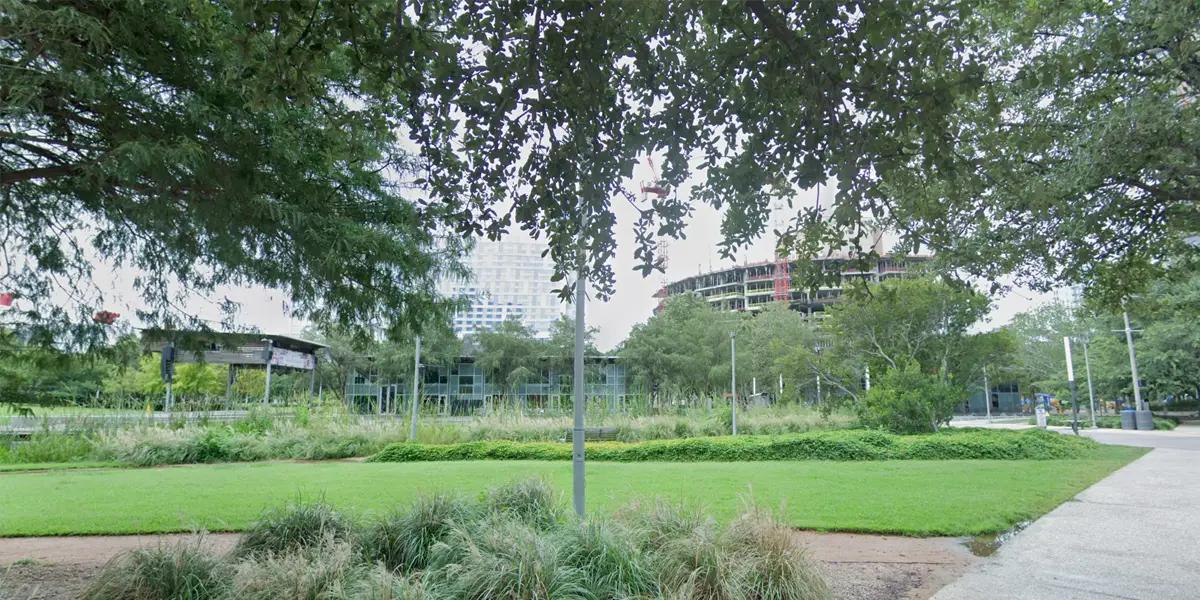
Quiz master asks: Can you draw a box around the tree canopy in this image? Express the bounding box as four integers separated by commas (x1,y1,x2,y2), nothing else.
5,0,1194,349
2,0,464,344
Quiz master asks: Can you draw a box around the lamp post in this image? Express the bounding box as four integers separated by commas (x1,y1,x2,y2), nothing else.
1122,310,1145,412
730,331,737,436
572,189,587,518
1082,334,1097,427
408,335,421,440
813,345,822,406
1064,337,1079,435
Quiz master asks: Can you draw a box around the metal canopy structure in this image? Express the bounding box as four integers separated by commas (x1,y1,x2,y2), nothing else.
141,332,325,369
140,331,326,408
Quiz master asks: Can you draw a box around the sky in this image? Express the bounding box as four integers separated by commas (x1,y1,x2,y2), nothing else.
68,159,1063,352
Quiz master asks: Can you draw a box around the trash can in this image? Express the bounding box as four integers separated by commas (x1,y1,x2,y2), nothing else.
1135,410,1155,431
1035,405,1047,428
1120,410,1137,430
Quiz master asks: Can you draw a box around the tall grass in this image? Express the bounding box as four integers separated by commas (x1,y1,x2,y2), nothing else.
2,403,856,469
82,480,831,600
80,538,224,600
359,492,476,573
234,500,355,559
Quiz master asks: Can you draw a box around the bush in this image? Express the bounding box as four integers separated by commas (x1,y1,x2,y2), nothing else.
2,433,94,463
1036,414,1181,430
857,363,962,434
552,516,654,599
84,482,829,600
368,428,1098,464
483,477,565,529
723,508,829,600
81,539,224,600
228,541,362,600
424,517,591,599
359,492,476,573
234,500,355,559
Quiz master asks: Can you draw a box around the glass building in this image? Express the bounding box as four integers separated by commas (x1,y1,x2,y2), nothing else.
440,238,565,339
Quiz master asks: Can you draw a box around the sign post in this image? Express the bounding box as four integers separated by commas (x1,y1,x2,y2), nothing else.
1064,337,1079,435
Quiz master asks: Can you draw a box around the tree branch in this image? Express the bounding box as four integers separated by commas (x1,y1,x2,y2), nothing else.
0,163,85,185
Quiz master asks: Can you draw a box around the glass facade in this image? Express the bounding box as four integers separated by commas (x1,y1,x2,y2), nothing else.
439,238,565,339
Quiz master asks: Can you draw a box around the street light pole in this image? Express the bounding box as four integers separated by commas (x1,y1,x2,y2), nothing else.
1122,310,1145,412
730,331,737,436
572,193,587,518
983,365,991,422
1064,337,1079,435
408,335,421,440
1083,338,1097,427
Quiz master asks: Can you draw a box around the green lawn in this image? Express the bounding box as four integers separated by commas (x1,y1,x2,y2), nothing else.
0,446,1146,537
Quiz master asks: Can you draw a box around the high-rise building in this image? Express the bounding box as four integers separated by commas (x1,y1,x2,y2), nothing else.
440,238,565,339
654,251,932,318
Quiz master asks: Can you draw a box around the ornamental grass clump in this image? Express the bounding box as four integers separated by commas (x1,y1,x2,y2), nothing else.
80,538,224,600
82,482,830,600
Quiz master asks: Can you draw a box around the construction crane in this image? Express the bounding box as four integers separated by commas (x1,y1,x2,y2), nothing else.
642,158,672,311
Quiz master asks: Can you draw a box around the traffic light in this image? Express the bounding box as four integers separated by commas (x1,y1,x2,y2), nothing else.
160,345,176,382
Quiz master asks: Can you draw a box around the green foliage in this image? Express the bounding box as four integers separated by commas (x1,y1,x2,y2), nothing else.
233,500,355,559
227,541,363,600
857,364,964,434
619,294,751,402
1,432,94,463
2,0,464,345
552,516,654,599
1038,415,1180,431
74,482,809,600
359,492,476,574
80,539,224,600
881,0,1200,303
369,429,1099,464
482,477,565,530
424,517,591,600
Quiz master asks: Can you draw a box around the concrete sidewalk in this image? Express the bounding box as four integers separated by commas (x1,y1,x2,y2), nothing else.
933,448,1200,599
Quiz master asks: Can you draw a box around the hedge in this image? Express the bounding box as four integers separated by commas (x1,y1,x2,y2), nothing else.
367,428,1099,463
1033,415,1180,431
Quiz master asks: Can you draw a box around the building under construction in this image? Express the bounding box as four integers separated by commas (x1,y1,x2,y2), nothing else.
654,252,931,317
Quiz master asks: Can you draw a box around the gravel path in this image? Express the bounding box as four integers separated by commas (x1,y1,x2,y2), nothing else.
1,531,975,599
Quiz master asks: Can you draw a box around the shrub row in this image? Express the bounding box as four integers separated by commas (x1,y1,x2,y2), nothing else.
82,479,830,600
1035,415,1180,431
368,428,1098,464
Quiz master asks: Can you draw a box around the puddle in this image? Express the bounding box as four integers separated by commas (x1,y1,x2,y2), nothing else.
963,521,1031,557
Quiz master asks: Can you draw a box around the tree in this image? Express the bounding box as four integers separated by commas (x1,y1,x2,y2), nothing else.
859,362,964,433
392,0,994,299
1006,301,1088,397
880,0,1200,305
620,294,746,404
2,1,464,344
470,318,543,406
825,277,992,383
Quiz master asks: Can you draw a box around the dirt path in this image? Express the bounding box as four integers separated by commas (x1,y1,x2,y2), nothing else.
0,531,975,600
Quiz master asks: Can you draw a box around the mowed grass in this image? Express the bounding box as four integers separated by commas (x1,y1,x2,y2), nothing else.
0,446,1146,537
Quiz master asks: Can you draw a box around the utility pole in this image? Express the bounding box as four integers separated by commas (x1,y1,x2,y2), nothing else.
983,365,991,422
1064,337,1079,435
730,331,738,436
813,345,822,406
262,339,274,404
1122,310,1145,412
408,335,421,440
864,364,870,392
1083,338,1098,427
572,192,587,518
